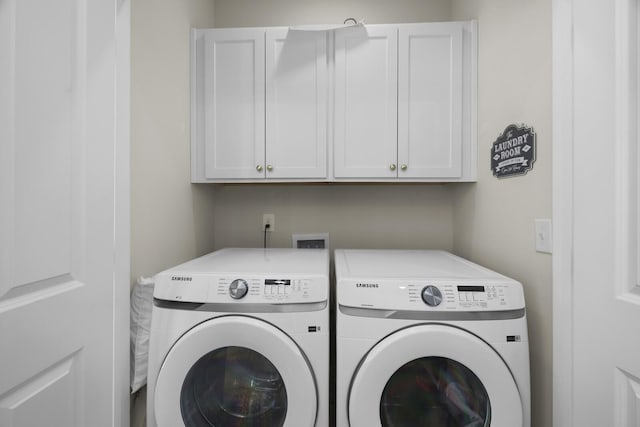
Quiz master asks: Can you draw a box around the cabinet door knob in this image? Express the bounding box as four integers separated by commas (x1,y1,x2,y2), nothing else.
400,164,408,171
256,165,264,172
389,163,397,171
267,165,274,172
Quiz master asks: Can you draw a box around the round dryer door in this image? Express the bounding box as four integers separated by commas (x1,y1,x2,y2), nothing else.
154,315,317,427
348,324,523,427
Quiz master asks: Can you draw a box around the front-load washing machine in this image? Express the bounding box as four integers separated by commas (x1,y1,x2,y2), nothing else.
147,248,329,427
335,249,530,427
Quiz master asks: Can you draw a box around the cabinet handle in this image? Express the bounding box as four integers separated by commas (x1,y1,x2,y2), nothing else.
389,163,397,171
256,165,263,172
400,164,408,171
267,165,273,172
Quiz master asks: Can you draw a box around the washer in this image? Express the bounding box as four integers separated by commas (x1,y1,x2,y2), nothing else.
335,249,530,427
147,248,329,427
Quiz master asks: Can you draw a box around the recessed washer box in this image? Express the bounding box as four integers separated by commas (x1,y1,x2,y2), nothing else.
292,233,329,249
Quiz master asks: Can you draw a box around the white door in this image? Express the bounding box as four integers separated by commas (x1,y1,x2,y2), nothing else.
266,29,327,179
334,25,398,179
154,316,318,427
398,23,463,179
0,0,129,426
203,28,266,180
553,0,640,425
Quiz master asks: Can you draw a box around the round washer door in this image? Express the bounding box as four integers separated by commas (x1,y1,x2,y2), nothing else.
155,315,317,427
349,324,523,427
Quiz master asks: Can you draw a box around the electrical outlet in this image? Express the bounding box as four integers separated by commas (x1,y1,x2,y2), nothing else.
262,214,275,232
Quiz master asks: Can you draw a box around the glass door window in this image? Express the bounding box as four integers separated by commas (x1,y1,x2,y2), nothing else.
181,346,287,427
380,357,490,426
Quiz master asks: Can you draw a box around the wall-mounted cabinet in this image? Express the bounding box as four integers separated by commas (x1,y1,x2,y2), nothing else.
398,23,464,179
191,28,327,181
193,28,264,180
266,29,328,179
334,25,398,179
191,21,476,183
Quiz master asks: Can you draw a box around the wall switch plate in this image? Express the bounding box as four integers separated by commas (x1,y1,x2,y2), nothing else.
292,233,329,249
535,219,553,254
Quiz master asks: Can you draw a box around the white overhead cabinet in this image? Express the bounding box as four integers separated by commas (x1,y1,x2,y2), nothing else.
192,28,328,181
398,23,464,179
191,21,476,183
334,26,399,179
266,29,328,179
195,28,265,180
334,22,474,180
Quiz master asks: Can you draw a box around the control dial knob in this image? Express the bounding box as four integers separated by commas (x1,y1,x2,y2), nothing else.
421,285,443,307
229,279,249,299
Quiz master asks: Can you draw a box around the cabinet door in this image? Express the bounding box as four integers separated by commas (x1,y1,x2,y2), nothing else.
398,23,463,178
203,29,265,179
266,29,327,179
334,26,398,179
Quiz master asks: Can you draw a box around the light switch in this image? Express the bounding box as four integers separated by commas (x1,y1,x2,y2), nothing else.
535,219,553,254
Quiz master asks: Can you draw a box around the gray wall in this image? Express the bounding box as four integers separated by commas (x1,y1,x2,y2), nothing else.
131,0,217,284
451,1,553,426
212,184,454,251
213,0,451,27
130,0,216,425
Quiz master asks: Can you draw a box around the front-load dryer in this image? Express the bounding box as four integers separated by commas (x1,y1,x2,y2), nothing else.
147,248,329,427
335,249,530,427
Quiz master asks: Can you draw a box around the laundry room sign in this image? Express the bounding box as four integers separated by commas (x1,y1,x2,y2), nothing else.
491,124,536,178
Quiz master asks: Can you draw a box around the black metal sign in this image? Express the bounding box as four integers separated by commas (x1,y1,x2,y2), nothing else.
491,124,536,178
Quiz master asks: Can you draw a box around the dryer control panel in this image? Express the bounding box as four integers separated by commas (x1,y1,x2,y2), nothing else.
420,283,516,310
338,280,524,312
154,273,328,304
334,249,524,313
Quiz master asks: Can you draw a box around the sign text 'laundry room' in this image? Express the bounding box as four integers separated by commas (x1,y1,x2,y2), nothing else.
491,124,536,178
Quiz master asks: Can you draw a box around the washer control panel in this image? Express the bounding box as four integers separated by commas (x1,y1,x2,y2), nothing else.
154,273,327,304
218,277,325,303
338,280,524,311
417,284,510,309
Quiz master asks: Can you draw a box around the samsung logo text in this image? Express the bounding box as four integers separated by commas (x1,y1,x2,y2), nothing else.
356,283,379,288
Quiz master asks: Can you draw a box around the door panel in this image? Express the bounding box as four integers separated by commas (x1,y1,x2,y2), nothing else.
266,29,327,179
0,354,80,427
398,23,463,179
0,281,85,405
554,0,640,425
3,0,74,292
0,0,127,425
204,28,265,179
615,369,640,426
334,25,398,179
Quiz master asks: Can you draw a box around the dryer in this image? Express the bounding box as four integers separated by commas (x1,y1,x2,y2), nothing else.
147,248,329,427
335,249,530,427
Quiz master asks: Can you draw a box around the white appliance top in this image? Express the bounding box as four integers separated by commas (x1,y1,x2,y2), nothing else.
163,248,329,275
337,249,507,280
335,249,525,313
154,248,329,304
